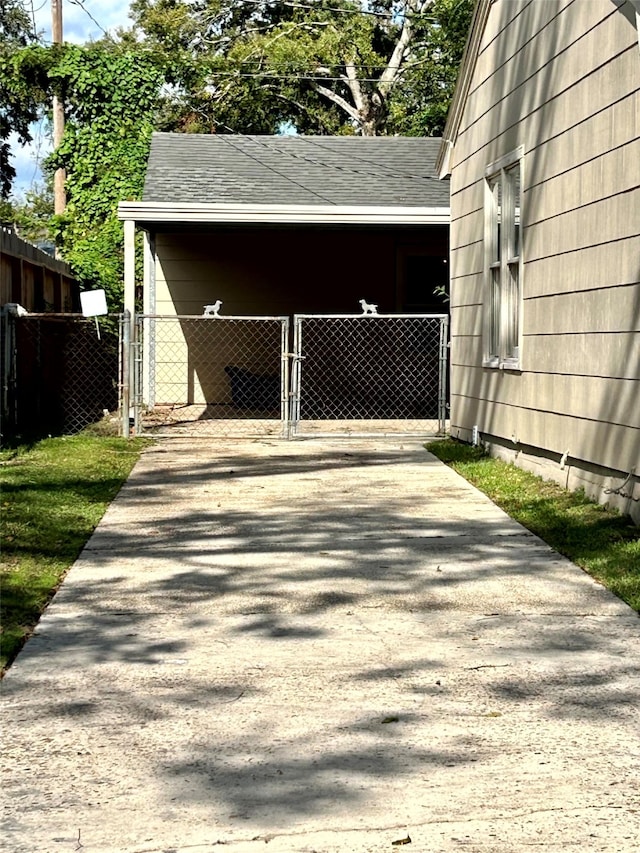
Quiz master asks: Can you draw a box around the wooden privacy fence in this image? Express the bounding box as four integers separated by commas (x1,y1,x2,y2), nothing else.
0,227,79,313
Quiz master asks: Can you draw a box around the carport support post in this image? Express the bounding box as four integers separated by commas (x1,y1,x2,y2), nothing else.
123,218,136,437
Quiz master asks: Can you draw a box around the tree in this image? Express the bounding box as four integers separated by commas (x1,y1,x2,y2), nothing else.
0,0,49,197
128,0,473,137
1,29,166,307
1,182,54,245
387,0,473,135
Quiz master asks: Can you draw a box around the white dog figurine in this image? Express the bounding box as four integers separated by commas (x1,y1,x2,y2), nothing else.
203,300,222,317
359,299,378,315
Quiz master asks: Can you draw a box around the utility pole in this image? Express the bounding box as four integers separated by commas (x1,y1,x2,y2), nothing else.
52,0,66,218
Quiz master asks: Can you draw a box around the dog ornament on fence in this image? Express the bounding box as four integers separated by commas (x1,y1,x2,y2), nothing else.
359,299,378,315
203,300,223,317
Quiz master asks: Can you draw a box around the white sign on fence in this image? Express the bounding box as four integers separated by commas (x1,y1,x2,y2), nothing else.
80,289,108,317
80,289,108,339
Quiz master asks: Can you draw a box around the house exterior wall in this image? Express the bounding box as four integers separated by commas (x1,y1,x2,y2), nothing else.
448,0,640,520
146,225,448,408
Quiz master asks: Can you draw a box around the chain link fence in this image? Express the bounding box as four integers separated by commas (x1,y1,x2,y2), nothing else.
1,310,448,442
133,315,289,437
291,314,448,436
131,313,448,438
1,311,123,441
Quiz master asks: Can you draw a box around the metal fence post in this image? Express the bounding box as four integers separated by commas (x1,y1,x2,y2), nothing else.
280,317,290,439
289,316,303,436
133,314,142,436
121,309,131,438
1,308,15,434
438,315,449,434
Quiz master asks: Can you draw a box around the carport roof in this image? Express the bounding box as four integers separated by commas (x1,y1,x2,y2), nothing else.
118,133,449,226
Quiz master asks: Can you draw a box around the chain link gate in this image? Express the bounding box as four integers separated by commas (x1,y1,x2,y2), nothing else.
132,314,290,437
290,314,448,437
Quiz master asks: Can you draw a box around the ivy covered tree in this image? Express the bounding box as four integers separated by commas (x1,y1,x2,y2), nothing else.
44,42,164,307
1,32,166,307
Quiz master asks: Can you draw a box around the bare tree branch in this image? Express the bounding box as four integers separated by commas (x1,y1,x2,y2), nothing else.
344,60,366,114
263,85,339,133
312,82,360,123
378,0,433,93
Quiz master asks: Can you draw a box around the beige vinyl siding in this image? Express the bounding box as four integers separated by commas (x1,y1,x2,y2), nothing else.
525,97,639,187
459,2,634,153
524,235,640,297
525,284,640,334
525,194,639,260
451,395,639,472
469,0,622,106
454,369,638,427
449,77,639,223
527,141,640,224
453,331,638,379
450,240,483,283
448,0,640,487
451,45,639,195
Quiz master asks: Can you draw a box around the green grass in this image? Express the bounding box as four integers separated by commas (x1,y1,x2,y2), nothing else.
0,434,150,672
427,438,640,612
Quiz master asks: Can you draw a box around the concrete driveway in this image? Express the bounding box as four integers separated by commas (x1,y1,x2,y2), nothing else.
1,437,639,853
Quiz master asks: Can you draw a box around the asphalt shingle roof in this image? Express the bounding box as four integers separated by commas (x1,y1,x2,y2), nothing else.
143,133,449,207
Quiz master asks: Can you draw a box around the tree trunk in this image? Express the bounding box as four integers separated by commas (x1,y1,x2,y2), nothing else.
357,92,387,136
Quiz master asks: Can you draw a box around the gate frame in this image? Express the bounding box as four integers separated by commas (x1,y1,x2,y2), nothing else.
127,313,291,438
123,312,449,439
289,313,449,438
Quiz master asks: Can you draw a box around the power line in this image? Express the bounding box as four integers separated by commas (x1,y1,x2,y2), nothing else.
198,133,441,184
203,57,423,71
18,0,47,36
250,133,441,181
190,4,432,52
67,0,111,39
185,57,427,82
26,0,112,43
229,0,433,20
26,0,37,34
299,135,441,181
22,118,49,194
260,0,403,19
216,133,338,202
201,70,401,82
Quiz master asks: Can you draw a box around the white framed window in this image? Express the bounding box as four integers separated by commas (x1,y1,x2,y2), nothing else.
483,147,523,369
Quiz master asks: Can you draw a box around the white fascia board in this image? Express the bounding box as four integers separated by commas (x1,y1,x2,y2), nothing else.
117,201,449,226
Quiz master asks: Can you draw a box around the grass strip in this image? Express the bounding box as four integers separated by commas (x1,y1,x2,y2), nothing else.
427,438,640,613
0,434,150,672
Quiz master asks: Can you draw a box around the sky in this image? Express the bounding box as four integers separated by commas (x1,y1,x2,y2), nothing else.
10,0,133,196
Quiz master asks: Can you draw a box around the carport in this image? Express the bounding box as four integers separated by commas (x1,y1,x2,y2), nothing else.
118,134,450,436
